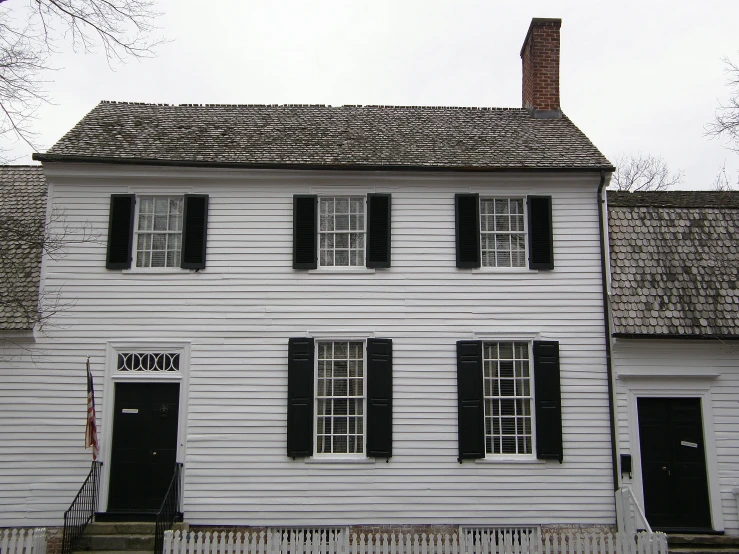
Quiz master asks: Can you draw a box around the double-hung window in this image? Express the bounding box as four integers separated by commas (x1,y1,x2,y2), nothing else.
456,194,553,270
480,198,526,268
457,339,562,462
105,194,209,270
319,198,366,268
287,337,393,459
293,194,391,270
135,196,184,268
316,341,366,455
483,342,533,455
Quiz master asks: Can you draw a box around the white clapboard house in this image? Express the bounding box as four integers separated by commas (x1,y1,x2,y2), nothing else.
608,191,739,536
1,18,619,536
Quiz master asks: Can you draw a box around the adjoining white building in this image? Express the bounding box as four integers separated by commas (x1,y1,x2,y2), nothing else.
608,191,739,536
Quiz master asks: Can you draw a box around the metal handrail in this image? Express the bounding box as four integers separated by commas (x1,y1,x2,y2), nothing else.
62,461,102,554
154,463,183,554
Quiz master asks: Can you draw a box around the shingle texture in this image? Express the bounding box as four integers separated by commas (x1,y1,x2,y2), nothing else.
608,190,739,337
42,102,612,169
0,166,46,331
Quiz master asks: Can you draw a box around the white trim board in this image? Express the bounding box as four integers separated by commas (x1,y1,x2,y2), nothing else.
98,340,191,513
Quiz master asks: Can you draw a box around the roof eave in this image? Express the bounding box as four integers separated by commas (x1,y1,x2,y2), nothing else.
613,332,739,341
32,153,615,173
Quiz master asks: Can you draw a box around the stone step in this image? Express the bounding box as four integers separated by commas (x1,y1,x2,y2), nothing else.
74,534,155,551
73,551,151,554
669,535,739,547
668,550,739,554
86,522,156,535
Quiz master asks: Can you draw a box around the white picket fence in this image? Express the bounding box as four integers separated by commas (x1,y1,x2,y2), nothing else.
163,528,668,554
0,529,46,554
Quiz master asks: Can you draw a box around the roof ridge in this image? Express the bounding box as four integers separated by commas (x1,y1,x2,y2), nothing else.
97,100,528,111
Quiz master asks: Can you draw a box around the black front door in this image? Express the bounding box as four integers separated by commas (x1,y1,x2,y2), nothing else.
108,383,180,511
637,397,711,531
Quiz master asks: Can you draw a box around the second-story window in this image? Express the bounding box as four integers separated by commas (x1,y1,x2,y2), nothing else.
455,194,553,271
480,198,526,268
106,193,209,271
135,196,184,268
319,197,366,268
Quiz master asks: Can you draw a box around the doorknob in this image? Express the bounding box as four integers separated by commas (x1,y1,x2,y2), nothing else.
661,466,670,475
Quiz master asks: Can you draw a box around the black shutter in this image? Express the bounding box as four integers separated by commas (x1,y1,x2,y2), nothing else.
106,194,135,269
366,194,391,269
366,338,393,457
293,195,318,269
533,340,563,462
181,194,209,270
527,196,554,270
456,340,485,460
455,194,481,268
287,337,314,457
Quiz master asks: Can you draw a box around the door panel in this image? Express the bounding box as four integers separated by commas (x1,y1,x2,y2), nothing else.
637,397,711,531
108,383,180,511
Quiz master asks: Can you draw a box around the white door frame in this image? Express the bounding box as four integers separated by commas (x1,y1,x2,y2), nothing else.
623,376,724,532
99,340,191,512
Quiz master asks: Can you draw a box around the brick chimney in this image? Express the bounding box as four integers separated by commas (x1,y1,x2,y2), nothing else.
520,18,562,118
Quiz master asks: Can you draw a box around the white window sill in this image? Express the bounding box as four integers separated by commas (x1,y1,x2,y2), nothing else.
474,456,545,464
305,457,376,465
469,267,538,274
121,268,199,275
308,268,376,275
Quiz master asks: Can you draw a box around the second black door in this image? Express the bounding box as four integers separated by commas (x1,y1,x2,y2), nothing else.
637,397,711,531
108,382,180,512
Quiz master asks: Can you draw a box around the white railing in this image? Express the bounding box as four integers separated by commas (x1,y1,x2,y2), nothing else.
0,529,46,554
615,486,652,535
163,529,668,554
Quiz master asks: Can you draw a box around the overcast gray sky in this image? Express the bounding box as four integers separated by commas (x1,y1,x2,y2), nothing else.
5,0,739,189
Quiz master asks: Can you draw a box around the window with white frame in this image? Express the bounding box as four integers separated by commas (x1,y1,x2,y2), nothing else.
480,198,526,268
316,341,365,455
135,196,184,268
318,197,365,268
483,341,533,455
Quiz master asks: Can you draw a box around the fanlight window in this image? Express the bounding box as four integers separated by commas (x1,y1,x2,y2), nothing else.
117,352,180,372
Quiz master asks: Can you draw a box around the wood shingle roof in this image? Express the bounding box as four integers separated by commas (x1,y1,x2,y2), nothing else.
608,190,739,338
36,102,613,170
0,166,46,331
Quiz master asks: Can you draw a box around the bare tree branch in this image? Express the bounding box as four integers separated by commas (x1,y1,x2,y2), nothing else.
610,153,684,192
712,162,739,191
706,57,739,153
0,205,99,329
0,0,163,159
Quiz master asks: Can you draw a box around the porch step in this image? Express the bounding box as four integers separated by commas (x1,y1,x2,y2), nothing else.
73,534,154,551
73,522,157,553
668,534,739,554
85,523,156,535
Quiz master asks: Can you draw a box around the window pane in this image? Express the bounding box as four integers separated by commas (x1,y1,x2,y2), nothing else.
138,214,153,231
335,251,349,266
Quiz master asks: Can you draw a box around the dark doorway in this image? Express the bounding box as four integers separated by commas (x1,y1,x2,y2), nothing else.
108,382,180,512
637,397,712,531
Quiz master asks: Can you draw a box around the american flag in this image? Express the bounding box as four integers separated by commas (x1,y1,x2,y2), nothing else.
84,358,99,460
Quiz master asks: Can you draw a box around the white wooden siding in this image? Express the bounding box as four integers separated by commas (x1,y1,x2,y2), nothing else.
0,166,612,527
613,339,739,534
